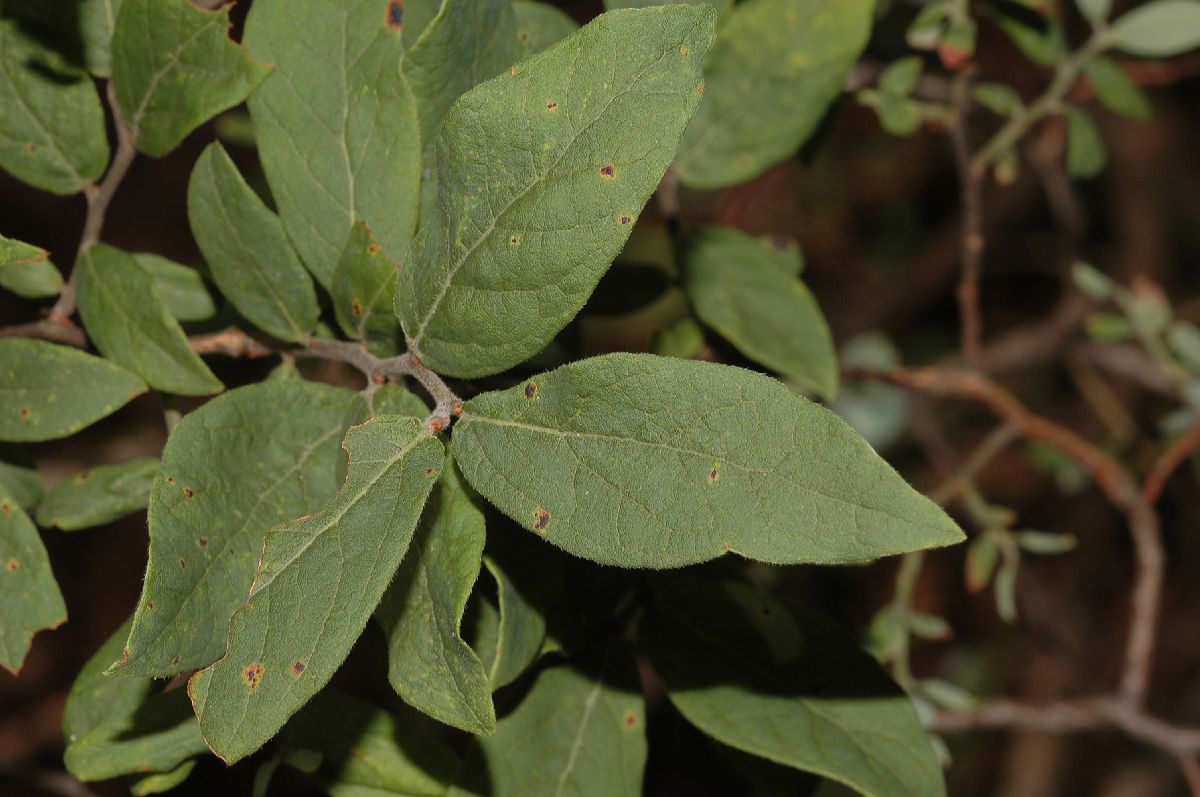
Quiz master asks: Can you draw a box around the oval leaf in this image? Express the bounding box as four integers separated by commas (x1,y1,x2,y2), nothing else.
332,222,403,348
116,381,366,677
0,487,66,673
36,457,157,531
76,243,223,396
189,416,443,763
0,234,62,299
0,339,147,443
395,6,716,378
133,253,218,323
453,354,963,568
1111,0,1200,58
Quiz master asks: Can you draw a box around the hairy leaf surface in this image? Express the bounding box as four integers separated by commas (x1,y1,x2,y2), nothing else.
76,244,223,396
112,0,271,156
0,18,109,194
37,458,157,531
675,0,873,189
454,354,963,567
117,381,366,677
64,689,206,782
0,339,147,443
332,222,403,348
642,574,945,797
64,617,152,744
244,0,421,287
395,6,715,378
0,486,66,673
188,142,319,342
189,416,443,763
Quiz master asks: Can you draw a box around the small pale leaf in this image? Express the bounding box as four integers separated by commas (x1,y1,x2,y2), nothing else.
36,458,157,531
1111,0,1200,57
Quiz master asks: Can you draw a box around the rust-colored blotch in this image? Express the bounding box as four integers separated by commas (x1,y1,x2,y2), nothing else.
523,381,538,399
623,710,638,729
243,663,265,690
533,509,551,532
386,0,403,30
291,660,306,677
600,163,616,179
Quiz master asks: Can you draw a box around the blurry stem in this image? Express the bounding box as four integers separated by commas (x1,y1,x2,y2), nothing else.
947,66,985,366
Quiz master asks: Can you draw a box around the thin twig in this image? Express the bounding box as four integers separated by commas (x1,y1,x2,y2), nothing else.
947,66,985,366
1142,424,1200,504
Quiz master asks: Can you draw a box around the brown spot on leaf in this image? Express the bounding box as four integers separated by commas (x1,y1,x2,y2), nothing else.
0,500,10,514
600,163,616,179
386,0,403,30
707,467,720,484
367,243,381,255
146,602,155,610
18,407,31,419
618,214,633,225
197,537,209,548
172,655,180,666
533,509,551,532
182,487,195,498
242,663,265,690
291,660,307,676
77,469,94,483
5,559,19,572
26,142,37,153
517,31,529,42
623,710,638,729
523,381,538,399
350,299,365,318
165,476,176,485
698,85,705,94
179,558,186,569
547,101,558,110
508,234,521,246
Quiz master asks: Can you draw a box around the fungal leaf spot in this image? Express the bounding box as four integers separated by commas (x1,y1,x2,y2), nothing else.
707,464,720,484
533,508,551,532
291,660,306,677
5,559,19,572
547,101,558,111
0,500,10,514
183,487,196,498
600,163,616,179
242,662,265,690
386,0,403,30
350,299,365,318
523,381,538,399
618,214,633,225
197,537,208,548
623,710,638,729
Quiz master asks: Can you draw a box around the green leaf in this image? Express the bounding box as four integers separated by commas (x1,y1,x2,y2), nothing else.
244,0,421,288
879,56,923,96
281,691,459,797
0,17,109,194
111,0,271,156
364,384,432,420
513,1,580,59
1064,106,1106,178
449,645,647,797
375,461,495,734
129,760,197,796
79,0,126,76
403,0,519,164
1071,260,1115,300
1083,57,1152,121
674,0,874,189
685,226,838,399
652,315,706,359
1076,0,1112,22
76,243,223,396
454,354,962,567
642,574,945,797
972,82,1024,117
0,444,42,512
0,487,66,673
1111,0,1200,57
332,222,403,347
0,234,62,299
115,381,366,677
64,689,207,781
478,524,564,688
396,6,715,378
64,617,153,744
187,142,320,342
876,94,922,136
988,7,1067,66
36,458,157,531
0,339,147,443
133,254,218,323
189,416,443,763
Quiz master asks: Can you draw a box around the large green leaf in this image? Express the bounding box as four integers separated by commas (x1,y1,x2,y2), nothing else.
0,444,42,512
132,253,218,323
449,645,647,797
36,458,157,531
674,0,873,189
513,1,580,59
642,574,945,797
0,486,66,673
0,17,109,194
685,226,837,399
453,354,963,568
1111,0,1200,57
111,0,271,156
244,0,421,287
332,222,403,348
187,142,319,342
395,6,716,378
64,617,152,744
281,691,459,797
115,381,365,677
76,243,223,396
189,416,443,763
0,234,62,299
0,339,147,443
376,461,494,734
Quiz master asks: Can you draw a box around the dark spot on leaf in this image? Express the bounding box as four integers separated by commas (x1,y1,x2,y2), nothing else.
517,31,529,42
508,234,521,246
547,101,558,110
424,468,435,477
600,163,616,179
291,660,306,676
350,299,365,318
619,215,633,225
0,500,9,514
172,655,180,666
18,407,31,419
533,509,551,532
386,0,403,30
197,537,208,548
146,602,155,610
243,663,265,690
183,487,195,498
623,710,638,729
26,142,37,153
5,559,19,571
524,381,538,399
367,243,381,255
165,476,176,485
77,469,93,483
179,558,186,569
708,467,719,484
